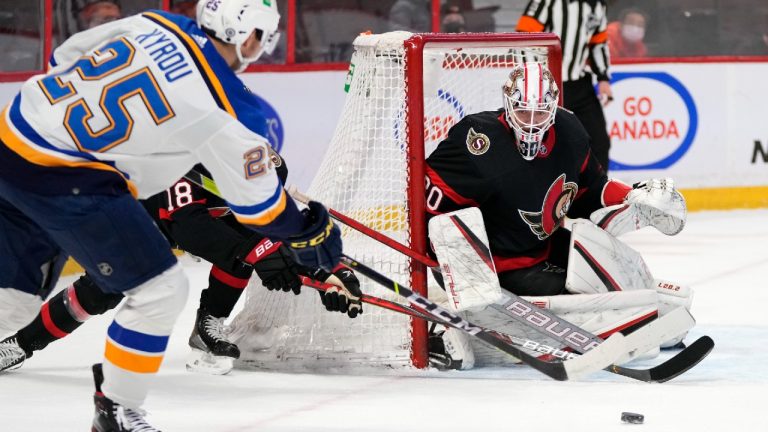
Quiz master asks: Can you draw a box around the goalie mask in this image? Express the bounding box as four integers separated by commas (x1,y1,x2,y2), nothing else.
502,63,559,161
197,0,281,72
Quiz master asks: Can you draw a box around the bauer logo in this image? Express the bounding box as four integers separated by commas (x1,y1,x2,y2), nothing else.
252,94,284,153
604,72,698,171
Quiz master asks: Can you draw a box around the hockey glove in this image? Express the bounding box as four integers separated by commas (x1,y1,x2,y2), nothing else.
286,201,342,271
303,266,363,318
243,238,302,295
590,178,686,237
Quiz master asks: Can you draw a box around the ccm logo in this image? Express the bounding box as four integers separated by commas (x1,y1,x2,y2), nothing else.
290,221,334,248
505,301,601,351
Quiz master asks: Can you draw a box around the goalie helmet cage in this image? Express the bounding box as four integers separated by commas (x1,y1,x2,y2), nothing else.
230,32,562,371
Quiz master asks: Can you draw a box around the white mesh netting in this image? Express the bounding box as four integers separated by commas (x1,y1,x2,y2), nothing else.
229,32,557,371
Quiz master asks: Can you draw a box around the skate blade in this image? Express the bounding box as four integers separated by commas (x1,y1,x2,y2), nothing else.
186,348,234,375
0,355,25,373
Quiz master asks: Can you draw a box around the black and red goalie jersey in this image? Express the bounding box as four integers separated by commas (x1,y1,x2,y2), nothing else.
425,108,627,275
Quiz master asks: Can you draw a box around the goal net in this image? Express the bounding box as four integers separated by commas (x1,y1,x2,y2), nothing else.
230,32,562,371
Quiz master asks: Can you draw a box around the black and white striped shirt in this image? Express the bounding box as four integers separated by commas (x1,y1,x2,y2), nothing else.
517,0,610,83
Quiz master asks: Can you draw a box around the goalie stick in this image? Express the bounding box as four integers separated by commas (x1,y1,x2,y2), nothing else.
183,169,713,381
339,254,627,381
301,276,602,362
301,275,713,382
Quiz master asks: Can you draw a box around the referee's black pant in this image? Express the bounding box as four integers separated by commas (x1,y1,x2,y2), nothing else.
563,76,611,170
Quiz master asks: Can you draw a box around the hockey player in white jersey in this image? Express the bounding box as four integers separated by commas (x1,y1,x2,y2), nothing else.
0,1,341,431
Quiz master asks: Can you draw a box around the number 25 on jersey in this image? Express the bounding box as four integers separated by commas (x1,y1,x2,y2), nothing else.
38,37,175,153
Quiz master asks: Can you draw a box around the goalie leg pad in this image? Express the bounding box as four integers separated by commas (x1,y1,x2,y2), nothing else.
652,279,694,348
428,207,503,312
428,326,475,370
527,290,659,339
467,290,661,366
566,221,654,294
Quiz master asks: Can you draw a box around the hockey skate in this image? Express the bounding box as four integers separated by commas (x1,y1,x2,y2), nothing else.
91,363,161,432
186,307,240,375
0,335,28,373
427,326,475,371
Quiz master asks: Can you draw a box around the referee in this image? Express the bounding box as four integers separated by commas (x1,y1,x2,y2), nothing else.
516,0,613,170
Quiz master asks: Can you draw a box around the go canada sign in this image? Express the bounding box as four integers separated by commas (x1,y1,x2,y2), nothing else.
605,72,698,171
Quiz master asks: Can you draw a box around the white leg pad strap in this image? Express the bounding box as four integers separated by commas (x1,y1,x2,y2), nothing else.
0,288,43,339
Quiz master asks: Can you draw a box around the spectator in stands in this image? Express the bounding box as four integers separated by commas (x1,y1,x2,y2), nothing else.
389,0,431,32
171,0,197,19
607,8,648,58
76,0,122,31
442,4,465,33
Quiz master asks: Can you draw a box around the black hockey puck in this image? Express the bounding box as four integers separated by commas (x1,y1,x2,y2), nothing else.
621,412,644,424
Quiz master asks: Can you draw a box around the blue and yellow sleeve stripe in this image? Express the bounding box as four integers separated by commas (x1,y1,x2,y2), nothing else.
230,182,288,226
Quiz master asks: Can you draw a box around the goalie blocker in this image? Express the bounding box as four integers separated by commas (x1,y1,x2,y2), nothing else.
427,209,693,369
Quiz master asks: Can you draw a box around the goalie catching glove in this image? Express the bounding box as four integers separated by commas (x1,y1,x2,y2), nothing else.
591,178,686,237
302,266,363,318
286,201,343,271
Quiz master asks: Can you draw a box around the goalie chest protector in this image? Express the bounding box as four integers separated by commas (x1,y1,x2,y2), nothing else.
425,108,608,270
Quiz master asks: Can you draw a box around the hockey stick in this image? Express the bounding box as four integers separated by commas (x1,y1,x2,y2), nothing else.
302,276,714,380
299,275,434,320
340,254,627,381
301,276,582,361
183,169,713,381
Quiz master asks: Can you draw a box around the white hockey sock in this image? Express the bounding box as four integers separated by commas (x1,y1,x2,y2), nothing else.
102,264,188,409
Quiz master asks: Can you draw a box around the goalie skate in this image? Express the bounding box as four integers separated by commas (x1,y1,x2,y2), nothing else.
0,336,27,373
186,308,240,375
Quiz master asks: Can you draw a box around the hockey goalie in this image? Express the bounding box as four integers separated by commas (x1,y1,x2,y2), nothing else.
423,62,692,370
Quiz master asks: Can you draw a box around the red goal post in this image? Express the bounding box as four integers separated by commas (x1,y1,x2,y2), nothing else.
230,32,562,371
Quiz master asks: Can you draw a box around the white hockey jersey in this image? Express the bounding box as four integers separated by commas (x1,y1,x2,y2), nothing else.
0,11,302,238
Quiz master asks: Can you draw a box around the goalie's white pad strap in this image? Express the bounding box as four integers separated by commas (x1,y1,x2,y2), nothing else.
590,178,686,237
428,207,503,312
566,221,654,294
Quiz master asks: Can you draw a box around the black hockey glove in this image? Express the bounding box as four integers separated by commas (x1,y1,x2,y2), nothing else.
242,238,302,295
286,201,342,272
303,266,363,318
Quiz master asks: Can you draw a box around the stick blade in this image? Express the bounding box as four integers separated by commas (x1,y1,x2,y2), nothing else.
649,336,714,382
617,306,695,364
562,332,627,379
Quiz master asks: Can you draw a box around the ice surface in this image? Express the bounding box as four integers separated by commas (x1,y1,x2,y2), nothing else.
2,210,767,431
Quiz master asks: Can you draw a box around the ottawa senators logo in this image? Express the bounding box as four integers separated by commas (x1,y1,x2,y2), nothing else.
466,127,490,155
518,174,578,240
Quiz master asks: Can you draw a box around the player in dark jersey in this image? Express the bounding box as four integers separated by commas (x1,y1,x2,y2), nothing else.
426,62,633,297
0,154,362,375
424,62,688,370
